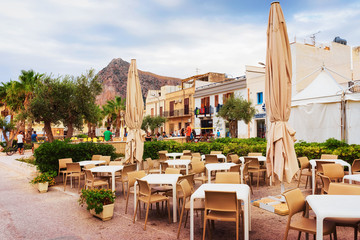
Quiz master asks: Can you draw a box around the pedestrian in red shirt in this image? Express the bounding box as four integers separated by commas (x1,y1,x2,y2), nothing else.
185,125,191,143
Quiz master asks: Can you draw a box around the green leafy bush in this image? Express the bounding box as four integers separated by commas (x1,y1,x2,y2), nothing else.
30,171,56,185
143,138,359,165
34,140,116,174
78,188,115,214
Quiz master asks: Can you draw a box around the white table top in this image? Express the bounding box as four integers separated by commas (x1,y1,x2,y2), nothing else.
205,162,236,171
90,165,123,173
343,174,360,182
165,160,191,165
239,156,266,162
306,195,360,219
192,183,250,199
201,154,226,160
309,159,350,168
166,152,183,157
140,174,182,184
78,160,105,166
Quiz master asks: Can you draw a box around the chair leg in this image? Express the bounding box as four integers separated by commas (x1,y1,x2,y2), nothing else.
354,225,357,240
64,174,68,191
236,215,239,240
144,202,150,230
297,171,302,188
133,200,139,223
202,216,207,240
167,199,171,223
125,191,131,214
184,210,189,228
257,172,260,189
177,202,186,239
297,231,301,240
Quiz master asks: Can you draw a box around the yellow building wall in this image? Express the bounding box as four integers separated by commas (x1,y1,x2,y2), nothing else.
165,87,194,134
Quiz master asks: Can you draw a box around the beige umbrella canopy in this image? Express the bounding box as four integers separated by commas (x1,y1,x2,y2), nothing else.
125,59,145,164
265,2,299,184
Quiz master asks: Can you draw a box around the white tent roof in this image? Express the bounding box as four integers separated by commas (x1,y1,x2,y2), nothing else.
292,71,344,106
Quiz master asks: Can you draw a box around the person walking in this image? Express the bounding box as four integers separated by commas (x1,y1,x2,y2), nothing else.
17,131,24,155
103,127,113,142
31,131,38,153
185,125,191,143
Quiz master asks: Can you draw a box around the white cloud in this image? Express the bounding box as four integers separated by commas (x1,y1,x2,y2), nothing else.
0,0,359,82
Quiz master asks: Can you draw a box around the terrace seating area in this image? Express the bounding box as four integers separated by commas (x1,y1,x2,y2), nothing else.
56,151,360,240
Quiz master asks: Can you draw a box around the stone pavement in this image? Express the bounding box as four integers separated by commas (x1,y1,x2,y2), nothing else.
0,151,355,240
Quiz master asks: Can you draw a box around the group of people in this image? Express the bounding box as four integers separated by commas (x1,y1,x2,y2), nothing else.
14,130,38,155
145,125,196,143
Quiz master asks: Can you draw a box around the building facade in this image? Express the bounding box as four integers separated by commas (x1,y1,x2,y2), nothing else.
193,77,247,138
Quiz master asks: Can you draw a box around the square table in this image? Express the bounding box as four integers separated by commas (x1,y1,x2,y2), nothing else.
78,160,105,166
90,165,124,191
306,195,360,240
190,184,251,240
309,159,352,194
343,174,360,183
205,163,236,183
164,160,191,175
134,174,182,223
166,152,183,160
239,156,266,164
201,154,227,162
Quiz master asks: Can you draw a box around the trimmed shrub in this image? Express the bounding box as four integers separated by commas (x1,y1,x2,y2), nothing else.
34,140,116,174
143,138,359,165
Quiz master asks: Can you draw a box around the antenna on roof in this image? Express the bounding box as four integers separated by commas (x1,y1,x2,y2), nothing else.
308,31,321,45
195,68,200,75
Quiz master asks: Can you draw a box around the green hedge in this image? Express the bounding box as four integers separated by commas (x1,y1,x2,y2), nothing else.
143,138,360,165
34,140,116,174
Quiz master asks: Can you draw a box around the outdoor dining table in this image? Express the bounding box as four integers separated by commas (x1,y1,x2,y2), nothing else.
343,174,360,183
201,154,227,162
190,183,251,240
166,152,183,160
90,165,124,191
134,174,182,223
306,195,360,240
164,159,191,175
309,159,352,194
78,160,105,166
205,163,236,183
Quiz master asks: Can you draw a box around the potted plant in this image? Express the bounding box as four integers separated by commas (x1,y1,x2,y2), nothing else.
30,171,56,193
78,188,116,221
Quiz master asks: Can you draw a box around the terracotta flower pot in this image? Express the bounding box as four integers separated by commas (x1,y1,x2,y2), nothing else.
38,182,49,193
90,203,114,221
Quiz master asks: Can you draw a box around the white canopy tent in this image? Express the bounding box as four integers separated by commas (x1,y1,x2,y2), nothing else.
289,70,360,144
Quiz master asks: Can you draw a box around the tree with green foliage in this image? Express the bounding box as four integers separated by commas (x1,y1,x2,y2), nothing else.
29,76,62,142
141,115,166,134
6,70,43,141
102,96,126,137
29,70,102,141
217,96,256,138
0,116,17,147
59,69,102,138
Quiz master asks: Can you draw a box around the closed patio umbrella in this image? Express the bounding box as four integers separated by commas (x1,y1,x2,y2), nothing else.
125,59,145,164
265,2,299,188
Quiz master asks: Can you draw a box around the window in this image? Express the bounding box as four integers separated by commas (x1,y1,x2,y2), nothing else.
151,108,154,117
257,92,263,105
223,92,234,104
178,122,181,130
184,98,189,115
215,95,219,107
159,107,163,117
170,101,175,116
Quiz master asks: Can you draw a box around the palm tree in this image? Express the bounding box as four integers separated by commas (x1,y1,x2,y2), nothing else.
102,96,126,137
6,70,43,141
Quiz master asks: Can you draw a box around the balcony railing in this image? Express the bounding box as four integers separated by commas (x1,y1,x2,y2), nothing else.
194,106,215,117
164,108,193,118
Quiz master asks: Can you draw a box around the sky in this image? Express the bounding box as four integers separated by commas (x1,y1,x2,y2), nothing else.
0,0,359,82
